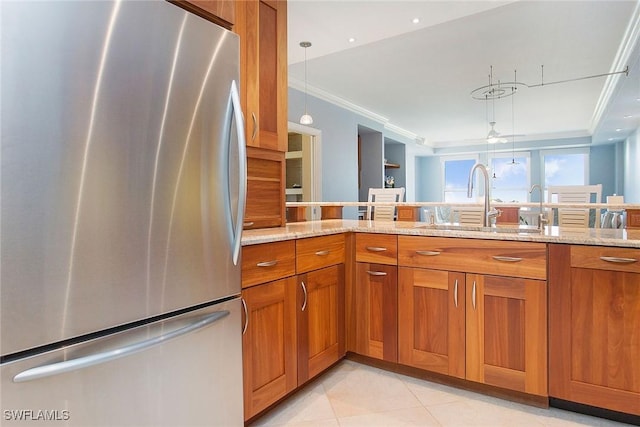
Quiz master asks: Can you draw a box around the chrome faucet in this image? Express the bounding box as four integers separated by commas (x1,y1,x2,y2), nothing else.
529,184,549,230
467,163,500,227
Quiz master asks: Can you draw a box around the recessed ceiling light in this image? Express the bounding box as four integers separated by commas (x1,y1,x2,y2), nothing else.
608,138,615,141
412,18,420,24
624,115,633,118
615,128,622,132
348,37,356,43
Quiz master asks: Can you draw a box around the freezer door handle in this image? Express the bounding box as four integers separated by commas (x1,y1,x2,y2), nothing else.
12,311,230,383
230,79,247,266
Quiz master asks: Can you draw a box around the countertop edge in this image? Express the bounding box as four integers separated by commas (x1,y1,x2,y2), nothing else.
241,220,640,248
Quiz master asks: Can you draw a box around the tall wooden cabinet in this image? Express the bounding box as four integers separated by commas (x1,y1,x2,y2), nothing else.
549,244,640,416
236,0,288,228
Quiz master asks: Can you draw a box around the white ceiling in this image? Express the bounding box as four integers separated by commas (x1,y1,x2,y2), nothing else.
287,0,640,150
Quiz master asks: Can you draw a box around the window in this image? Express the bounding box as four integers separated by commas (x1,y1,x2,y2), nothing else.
442,157,477,202
542,150,588,187
490,153,530,202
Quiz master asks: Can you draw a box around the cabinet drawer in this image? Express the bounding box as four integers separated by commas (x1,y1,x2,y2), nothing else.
571,245,640,273
355,233,397,265
296,234,345,274
242,240,295,288
398,236,547,280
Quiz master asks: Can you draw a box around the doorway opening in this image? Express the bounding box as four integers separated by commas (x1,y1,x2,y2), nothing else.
287,122,322,220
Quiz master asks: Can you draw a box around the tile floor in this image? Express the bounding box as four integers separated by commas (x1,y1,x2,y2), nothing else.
250,360,632,427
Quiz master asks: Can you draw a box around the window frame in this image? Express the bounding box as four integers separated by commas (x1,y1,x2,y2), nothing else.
441,155,479,203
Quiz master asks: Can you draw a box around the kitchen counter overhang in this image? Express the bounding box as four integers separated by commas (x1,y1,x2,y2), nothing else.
242,219,640,248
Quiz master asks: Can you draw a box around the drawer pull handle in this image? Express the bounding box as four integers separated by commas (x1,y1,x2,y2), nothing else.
366,246,387,252
251,112,258,141
416,250,441,256
454,279,458,308
301,281,308,312
366,270,388,276
243,221,255,228
492,256,523,263
315,250,330,256
472,281,477,310
256,260,277,267
241,298,248,335
599,256,637,264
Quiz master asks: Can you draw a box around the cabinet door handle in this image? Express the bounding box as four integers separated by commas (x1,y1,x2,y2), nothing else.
301,281,308,312
256,260,278,267
472,281,477,310
599,256,637,264
416,250,441,256
492,256,523,262
315,250,330,256
366,270,388,276
454,279,458,308
366,246,387,252
251,112,258,141
241,298,248,335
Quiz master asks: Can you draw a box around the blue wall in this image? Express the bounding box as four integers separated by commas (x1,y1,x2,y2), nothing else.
289,87,631,206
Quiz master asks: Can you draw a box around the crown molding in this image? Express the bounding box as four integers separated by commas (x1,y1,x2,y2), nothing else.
589,0,640,134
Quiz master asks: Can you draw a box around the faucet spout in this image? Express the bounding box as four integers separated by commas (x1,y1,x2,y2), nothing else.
467,163,498,227
529,184,548,230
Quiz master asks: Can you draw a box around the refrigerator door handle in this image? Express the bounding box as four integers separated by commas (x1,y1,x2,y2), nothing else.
230,79,246,266
12,311,230,383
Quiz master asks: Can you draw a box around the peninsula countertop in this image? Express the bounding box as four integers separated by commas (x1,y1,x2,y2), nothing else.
241,219,640,248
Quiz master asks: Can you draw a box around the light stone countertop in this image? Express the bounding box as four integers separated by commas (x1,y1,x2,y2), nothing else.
241,219,640,248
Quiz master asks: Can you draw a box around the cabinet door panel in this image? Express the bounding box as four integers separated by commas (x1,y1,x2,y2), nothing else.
466,274,547,396
398,267,465,378
570,268,640,393
242,277,297,420
298,264,345,383
550,244,640,415
355,263,397,362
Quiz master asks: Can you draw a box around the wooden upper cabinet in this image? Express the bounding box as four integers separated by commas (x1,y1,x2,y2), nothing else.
236,0,287,151
173,1,235,29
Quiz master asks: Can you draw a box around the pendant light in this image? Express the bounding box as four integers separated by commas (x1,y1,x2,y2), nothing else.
510,70,519,166
299,41,313,125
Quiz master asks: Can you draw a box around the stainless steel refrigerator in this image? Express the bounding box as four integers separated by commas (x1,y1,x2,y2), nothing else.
1,1,246,425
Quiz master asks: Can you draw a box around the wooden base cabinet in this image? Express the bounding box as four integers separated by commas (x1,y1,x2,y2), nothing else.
297,264,345,384
466,274,547,396
355,263,398,362
398,267,465,377
241,277,297,420
549,244,640,416
397,236,548,396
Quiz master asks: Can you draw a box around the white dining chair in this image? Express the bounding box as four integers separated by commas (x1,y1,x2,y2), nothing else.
366,188,405,221
546,184,602,227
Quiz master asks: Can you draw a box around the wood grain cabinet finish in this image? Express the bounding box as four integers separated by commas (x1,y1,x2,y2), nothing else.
355,262,398,362
466,274,547,396
244,147,285,229
353,234,398,362
398,236,547,280
398,267,465,377
236,0,287,151
297,264,345,384
241,276,297,420
296,234,345,274
549,244,640,415
397,236,548,396
241,240,295,288
174,0,235,28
